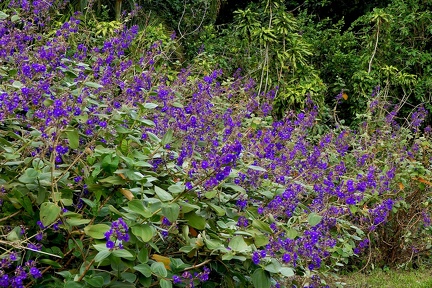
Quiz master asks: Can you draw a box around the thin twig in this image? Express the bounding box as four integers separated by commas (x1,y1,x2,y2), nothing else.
368,23,380,74
77,258,95,282
0,210,20,222
183,259,212,271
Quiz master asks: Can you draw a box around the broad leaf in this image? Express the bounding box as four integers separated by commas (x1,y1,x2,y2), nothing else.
251,268,271,288
229,235,249,252
161,203,180,223
151,262,167,278
94,250,112,262
184,212,206,230
154,186,173,201
40,202,61,227
65,129,79,149
84,224,110,239
307,213,322,226
134,263,152,277
131,224,154,242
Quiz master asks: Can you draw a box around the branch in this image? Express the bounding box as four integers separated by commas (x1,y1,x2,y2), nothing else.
368,23,380,74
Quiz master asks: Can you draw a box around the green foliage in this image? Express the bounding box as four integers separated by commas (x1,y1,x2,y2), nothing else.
232,0,326,113
0,1,432,287
305,0,432,125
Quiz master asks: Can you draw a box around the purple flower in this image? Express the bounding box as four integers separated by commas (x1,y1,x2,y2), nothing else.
106,240,115,249
37,221,45,229
105,218,130,249
29,267,42,278
173,275,182,284
197,266,210,282
236,198,248,210
236,216,249,227
9,253,17,261
252,251,260,264
35,232,43,242
185,182,193,190
282,253,291,263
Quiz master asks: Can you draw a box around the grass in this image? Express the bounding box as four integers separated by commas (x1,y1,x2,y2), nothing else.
335,269,432,288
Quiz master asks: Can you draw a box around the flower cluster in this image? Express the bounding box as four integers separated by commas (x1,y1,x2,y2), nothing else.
0,2,431,287
172,266,210,287
104,218,130,249
0,255,42,288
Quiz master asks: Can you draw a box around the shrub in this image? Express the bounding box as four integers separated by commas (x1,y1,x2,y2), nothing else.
0,2,431,288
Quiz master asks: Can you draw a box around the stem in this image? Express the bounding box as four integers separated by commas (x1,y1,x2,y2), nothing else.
368,22,380,74
77,259,95,282
0,210,20,222
183,259,212,271
115,0,122,21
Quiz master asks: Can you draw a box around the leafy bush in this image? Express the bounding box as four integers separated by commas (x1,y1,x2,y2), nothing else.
305,0,432,125
0,1,431,288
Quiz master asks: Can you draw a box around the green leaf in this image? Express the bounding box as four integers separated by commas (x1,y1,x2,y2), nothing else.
285,228,298,239
204,190,217,199
171,102,184,108
12,81,23,89
228,235,250,252
179,201,199,213
65,281,84,288
264,259,281,273
19,168,39,184
222,183,246,193
131,224,154,242
101,155,118,174
154,186,173,201
39,259,62,268
4,161,24,166
137,248,149,263
207,203,225,216
161,129,173,146
84,81,103,89
279,267,295,277
84,224,110,239
84,275,104,287
248,165,267,172
66,218,91,226
205,238,224,250
10,15,20,22
307,213,322,226
252,220,273,233
112,249,134,259
147,132,161,143
40,202,61,227
0,11,9,20
134,263,152,277
80,198,96,208
93,244,109,252
252,268,271,288
121,272,137,283
140,119,155,127
160,279,172,288
94,250,112,262
6,228,20,241
184,212,206,230
108,205,124,216
162,203,180,223
254,234,269,247
99,176,126,185
56,271,72,278
168,183,185,194
65,129,79,149
128,200,151,218
144,103,158,109
151,262,167,277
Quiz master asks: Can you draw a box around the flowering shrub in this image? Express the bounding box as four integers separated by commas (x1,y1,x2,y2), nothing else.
0,1,431,288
